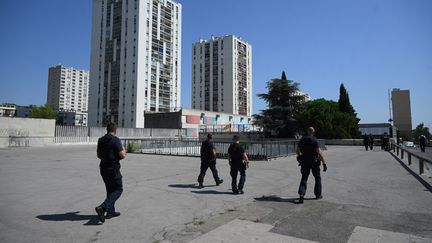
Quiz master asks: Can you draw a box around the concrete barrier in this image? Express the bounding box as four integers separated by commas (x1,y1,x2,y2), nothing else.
325,139,364,146
0,117,55,148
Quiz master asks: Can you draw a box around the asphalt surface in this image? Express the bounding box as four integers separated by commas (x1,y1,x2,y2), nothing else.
405,146,432,161
0,145,431,243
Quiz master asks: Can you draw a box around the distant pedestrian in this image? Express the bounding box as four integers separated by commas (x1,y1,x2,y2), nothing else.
363,134,369,151
197,133,223,189
380,135,385,150
296,127,327,203
95,122,127,223
228,135,249,194
419,135,427,153
382,132,389,151
368,135,374,150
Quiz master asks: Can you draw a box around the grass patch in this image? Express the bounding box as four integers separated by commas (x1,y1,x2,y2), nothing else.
194,220,205,225
253,218,261,223
185,219,205,226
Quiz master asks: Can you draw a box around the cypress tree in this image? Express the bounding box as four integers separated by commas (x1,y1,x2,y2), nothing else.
281,71,287,80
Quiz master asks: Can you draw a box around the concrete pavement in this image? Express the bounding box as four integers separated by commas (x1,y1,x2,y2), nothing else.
0,145,431,243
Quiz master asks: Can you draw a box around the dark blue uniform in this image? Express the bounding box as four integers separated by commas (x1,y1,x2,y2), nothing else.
197,139,221,185
297,135,322,198
228,142,246,193
97,134,123,214
420,136,427,152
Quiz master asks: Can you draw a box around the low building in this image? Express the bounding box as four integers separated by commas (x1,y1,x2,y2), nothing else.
359,123,396,138
144,108,256,137
0,104,16,117
57,111,88,126
15,107,32,118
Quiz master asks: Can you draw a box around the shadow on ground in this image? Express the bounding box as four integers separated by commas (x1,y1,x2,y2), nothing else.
255,195,316,204
191,190,234,195
389,152,432,193
36,211,100,225
168,184,218,189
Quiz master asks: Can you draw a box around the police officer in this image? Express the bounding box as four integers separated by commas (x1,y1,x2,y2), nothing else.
296,127,327,203
368,134,374,150
197,133,223,189
383,132,390,151
95,122,127,223
363,134,369,151
419,135,427,152
228,135,249,194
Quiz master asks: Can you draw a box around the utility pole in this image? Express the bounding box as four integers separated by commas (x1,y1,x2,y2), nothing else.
388,89,393,124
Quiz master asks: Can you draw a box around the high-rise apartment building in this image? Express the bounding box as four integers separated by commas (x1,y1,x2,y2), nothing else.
47,65,89,113
191,35,252,116
89,0,182,128
391,88,412,137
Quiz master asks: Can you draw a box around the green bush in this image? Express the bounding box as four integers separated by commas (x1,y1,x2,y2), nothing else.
126,142,140,153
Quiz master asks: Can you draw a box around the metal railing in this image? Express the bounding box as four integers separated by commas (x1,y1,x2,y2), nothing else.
121,138,326,161
390,143,432,174
54,126,186,144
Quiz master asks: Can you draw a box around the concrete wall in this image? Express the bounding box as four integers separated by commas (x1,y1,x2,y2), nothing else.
0,117,55,148
325,139,364,146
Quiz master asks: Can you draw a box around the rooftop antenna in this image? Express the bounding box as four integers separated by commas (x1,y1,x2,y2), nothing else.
388,89,393,123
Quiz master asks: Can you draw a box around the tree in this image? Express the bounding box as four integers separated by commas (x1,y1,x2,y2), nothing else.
254,71,306,137
30,104,57,120
337,83,361,138
281,71,287,81
299,99,359,139
338,83,354,114
412,123,431,142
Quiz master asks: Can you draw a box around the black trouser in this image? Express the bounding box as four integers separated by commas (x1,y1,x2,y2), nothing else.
364,143,368,151
369,142,373,150
298,163,321,197
197,160,220,184
230,163,246,191
100,166,123,213
420,143,426,152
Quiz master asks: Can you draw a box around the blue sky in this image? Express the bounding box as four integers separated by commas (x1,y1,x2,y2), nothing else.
1,0,431,129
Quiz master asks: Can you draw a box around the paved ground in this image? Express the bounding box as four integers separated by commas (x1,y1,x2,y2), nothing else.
0,145,431,243
405,146,432,160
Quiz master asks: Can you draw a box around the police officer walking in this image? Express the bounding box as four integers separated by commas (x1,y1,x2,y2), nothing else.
368,134,374,150
419,135,427,152
296,127,327,203
95,122,127,223
197,133,223,189
228,135,249,194
363,134,369,151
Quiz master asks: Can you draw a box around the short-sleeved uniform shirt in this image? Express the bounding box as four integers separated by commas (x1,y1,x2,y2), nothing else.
420,136,426,145
97,134,123,168
201,139,216,162
298,135,319,164
228,142,245,166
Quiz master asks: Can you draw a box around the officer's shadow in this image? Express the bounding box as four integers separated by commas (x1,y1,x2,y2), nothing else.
168,183,217,189
255,195,315,204
190,190,234,195
36,211,100,225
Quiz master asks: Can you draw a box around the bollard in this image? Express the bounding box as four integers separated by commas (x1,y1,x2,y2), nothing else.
408,153,412,165
401,149,404,159
419,159,424,174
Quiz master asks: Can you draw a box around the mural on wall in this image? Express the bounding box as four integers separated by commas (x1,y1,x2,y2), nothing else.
184,113,256,134
184,128,198,137
186,115,201,124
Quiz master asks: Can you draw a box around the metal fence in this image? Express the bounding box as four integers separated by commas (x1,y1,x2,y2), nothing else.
122,138,326,161
54,126,184,144
390,143,432,174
